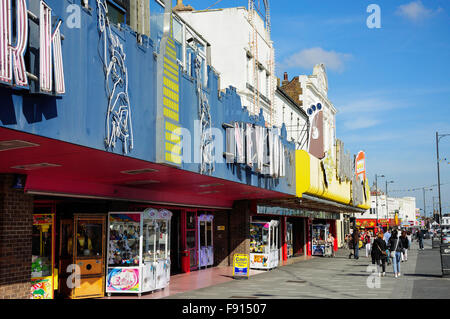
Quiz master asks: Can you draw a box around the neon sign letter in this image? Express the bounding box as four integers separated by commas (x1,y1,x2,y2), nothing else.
0,0,29,88
40,1,65,94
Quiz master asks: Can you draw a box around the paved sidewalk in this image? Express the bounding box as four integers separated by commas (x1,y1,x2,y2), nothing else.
164,240,449,299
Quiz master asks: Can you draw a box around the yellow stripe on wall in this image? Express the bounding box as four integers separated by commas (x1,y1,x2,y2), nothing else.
164,63,179,77
164,96,179,112
163,87,179,103
166,45,176,56
166,132,181,144
163,107,179,122
165,152,181,164
166,142,181,155
164,76,179,93
166,50,177,61
165,121,180,134
164,56,178,70
164,69,179,82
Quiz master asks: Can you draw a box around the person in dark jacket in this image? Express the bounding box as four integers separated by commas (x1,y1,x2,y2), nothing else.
400,231,410,262
371,232,387,276
417,229,424,250
388,230,405,278
351,228,360,259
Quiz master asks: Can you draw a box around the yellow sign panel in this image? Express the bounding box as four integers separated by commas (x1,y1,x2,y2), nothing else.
233,254,250,278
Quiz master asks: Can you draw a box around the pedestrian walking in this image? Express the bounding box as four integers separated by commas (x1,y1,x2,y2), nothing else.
365,232,372,258
383,229,392,265
400,231,410,262
348,234,354,259
371,232,387,277
327,233,335,257
406,231,412,250
417,229,424,250
388,230,405,278
352,228,360,259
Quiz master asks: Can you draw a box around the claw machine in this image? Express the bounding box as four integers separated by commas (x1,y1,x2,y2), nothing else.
106,209,172,296
59,214,106,299
198,214,214,268
311,224,329,256
250,220,279,270
31,214,56,299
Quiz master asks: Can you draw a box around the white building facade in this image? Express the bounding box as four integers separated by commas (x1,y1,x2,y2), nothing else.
177,5,277,126
359,195,417,227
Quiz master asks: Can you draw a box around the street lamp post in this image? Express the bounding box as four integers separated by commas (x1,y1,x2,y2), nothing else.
422,187,433,218
386,180,394,222
436,132,450,228
375,174,385,229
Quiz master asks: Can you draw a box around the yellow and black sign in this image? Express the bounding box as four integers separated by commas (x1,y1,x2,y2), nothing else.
233,254,250,279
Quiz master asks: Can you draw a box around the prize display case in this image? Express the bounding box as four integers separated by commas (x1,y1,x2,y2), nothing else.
197,214,214,268
31,214,56,299
106,209,172,296
249,220,279,269
311,224,329,256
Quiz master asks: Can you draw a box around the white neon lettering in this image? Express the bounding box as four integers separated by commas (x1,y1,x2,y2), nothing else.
39,0,65,94
0,0,64,94
0,0,28,88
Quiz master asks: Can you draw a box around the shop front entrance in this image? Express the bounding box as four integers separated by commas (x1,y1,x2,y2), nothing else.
286,218,306,258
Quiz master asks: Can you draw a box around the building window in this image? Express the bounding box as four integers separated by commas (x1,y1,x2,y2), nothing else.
107,0,127,26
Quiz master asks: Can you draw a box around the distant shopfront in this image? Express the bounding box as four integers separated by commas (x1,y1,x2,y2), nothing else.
254,205,340,259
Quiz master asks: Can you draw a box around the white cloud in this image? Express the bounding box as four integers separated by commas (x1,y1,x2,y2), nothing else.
396,1,443,22
282,47,352,72
343,117,381,131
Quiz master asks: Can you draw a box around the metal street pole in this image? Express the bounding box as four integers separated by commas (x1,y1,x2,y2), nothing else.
375,174,384,230
436,132,442,225
386,180,394,224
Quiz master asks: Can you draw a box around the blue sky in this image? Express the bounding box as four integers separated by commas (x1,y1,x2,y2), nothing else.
177,0,450,216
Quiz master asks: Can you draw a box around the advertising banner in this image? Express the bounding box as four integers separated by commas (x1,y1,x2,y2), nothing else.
106,268,140,292
233,254,250,279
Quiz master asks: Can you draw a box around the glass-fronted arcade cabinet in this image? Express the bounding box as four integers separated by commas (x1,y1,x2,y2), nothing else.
286,222,294,258
198,214,214,268
31,214,56,299
106,209,172,296
311,224,329,256
59,215,106,299
249,220,279,269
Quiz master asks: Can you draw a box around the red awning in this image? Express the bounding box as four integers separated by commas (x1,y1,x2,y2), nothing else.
0,128,292,208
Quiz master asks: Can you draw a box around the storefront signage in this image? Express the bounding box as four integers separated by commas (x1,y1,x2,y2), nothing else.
355,151,366,182
225,123,286,178
356,219,377,228
257,205,340,220
0,0,65,94
233,254,250,278
217,226,225,231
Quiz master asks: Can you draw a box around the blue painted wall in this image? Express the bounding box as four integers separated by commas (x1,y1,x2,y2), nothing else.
0,0,296,195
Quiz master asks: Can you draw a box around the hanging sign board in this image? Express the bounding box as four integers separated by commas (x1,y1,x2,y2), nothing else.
232,254,250,279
